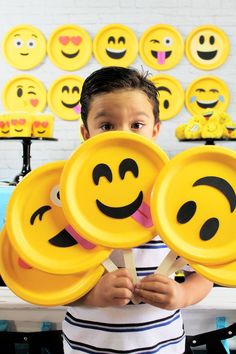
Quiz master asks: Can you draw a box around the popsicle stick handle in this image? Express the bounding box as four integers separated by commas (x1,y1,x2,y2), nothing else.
102,258,118,272
123,249,141,305
155,250,178,275
167,257,187,276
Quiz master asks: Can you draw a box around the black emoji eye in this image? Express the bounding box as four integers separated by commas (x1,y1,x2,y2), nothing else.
200,217,219,241
118,36,125,44
119,158,138,180
163,100,169,109
199,35,205,44
177,201,196,224
30,205,51,225
17,87,23,97
108,36,115,44
93,164,112,185
62,85,69,93
209,35,215,45
72,86,80,94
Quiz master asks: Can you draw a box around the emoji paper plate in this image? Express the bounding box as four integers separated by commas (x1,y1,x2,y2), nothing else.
6,161,112,275
2,25,46,70
190,259,236,287
47,24,92,71
0,227,104,306
48,75,84,120
139,24,184,70
185,76,230,116
61,131,169,249
93,24,138,67
2,75,47,113
185,25,230,70
151,146,236,266
150,74,184,120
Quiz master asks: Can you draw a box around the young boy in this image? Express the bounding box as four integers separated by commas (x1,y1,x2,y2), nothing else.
62,66,213,354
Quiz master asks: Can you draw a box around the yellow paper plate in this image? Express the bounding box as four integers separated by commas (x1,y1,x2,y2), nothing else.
6,161,112,275
2,25,46,70
0,227,104,306
47,75,84,121
150,74,184,121
2,75,47,113
47,24,92,71
139,24,184,70
151,145,236,266
185,25,230,70
93,24,138,67
185,76,230,116
61,131,169,249
190,259,236,287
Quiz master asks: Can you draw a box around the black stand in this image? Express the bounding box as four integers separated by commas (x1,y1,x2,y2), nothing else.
0,137,57,185
179,138,236,146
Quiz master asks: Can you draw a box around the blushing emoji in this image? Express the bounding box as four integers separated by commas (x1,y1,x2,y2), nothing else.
6,161,112,275
186,25,230,70
32,113,54,138
0,227,104,306
0,114,10,137
150,74,184,120
60,132,169,249
9,112,32,137
2,25,46,70
93,24,138,67
48,75,84,121
47,25,92,71
139,24,184,70
185,76,230,116
2,75,47,113
151,146,236,266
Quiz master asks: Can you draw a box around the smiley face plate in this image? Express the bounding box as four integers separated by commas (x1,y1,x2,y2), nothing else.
61,132,169,249
185,25,230,70
151,146,236,266
6,161,111,275
0,227,104,306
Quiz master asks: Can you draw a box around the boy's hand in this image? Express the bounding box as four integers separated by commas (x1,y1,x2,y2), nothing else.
83,268,134,307
134,274,185,310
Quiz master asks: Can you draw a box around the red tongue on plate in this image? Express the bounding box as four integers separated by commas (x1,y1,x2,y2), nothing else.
157,51,166,65
132,201,153,228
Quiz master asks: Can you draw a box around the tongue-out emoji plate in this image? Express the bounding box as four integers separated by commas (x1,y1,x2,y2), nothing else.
6,161,111,275
60,132,169,249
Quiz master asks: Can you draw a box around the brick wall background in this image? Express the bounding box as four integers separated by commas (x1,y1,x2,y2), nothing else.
0,0,235,181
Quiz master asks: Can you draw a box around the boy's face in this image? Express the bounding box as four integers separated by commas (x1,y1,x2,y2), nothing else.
81,89,160,141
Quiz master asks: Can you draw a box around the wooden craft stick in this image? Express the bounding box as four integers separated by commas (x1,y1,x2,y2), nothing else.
123,249,140,305
155,250,187,276
102,258,118,272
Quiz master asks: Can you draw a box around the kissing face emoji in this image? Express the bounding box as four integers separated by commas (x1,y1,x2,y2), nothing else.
61,132,169,249
186,25,230,70
2,75,47,113
185,76,230,116
93,24,138,67
2,25,46,70
6,161,111,275
139,24,184,70
48,75,84,120
47,25,92,71
151,146,236,266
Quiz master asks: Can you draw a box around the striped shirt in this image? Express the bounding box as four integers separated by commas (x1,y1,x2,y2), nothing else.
63,236,186,354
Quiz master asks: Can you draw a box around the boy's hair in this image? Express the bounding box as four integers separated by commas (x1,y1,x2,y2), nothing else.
80,66,159,129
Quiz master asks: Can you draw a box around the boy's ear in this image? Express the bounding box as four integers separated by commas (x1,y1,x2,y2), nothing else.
80,124,90,141
152,122,160,139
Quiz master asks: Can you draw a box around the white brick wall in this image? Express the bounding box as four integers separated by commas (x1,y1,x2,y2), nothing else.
0,0,235,181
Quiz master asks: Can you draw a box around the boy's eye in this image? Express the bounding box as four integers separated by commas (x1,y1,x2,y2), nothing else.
131,122,143,129
101,123,113,131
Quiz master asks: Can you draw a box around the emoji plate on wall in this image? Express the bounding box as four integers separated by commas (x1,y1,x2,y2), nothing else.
93,24,138,67
60,131,169,249
48,75,84,120
185,75,230,116
139,24,184,70
150,74,184,120
47,24,92,71
2,75,47,113
185,25,230,70
2,25,46,70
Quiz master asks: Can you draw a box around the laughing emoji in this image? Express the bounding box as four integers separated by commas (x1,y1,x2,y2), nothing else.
93,24,138,67
48,75,84,120
60,132,169,249
47,25,92,71
186,25,230,70
139,24,184,70
6,161,111,275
